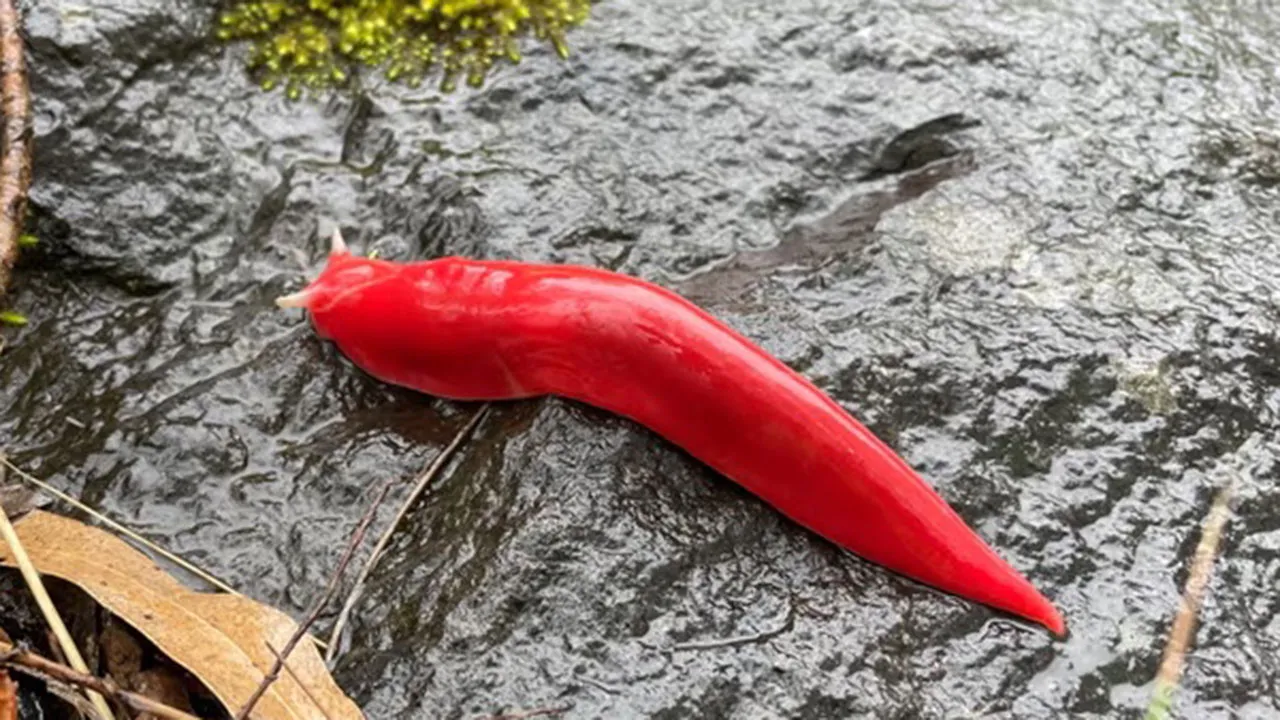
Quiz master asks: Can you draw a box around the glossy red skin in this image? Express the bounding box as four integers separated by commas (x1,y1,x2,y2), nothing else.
291,250,1065,636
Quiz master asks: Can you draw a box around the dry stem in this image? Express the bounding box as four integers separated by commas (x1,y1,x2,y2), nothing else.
0,469,115,720
325,404,490,662
1,455,243,598
0,0,32,297
1144,476,1237,720
266,641,334,720
0,640,200,720
1,456,340,653
479,705,571,720
235,476,396,719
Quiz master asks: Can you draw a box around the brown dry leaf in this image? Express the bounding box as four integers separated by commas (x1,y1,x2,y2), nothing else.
102,621,197,718
0,510,364,720
135,667,197,720
0,669,15,720
0,631,18,720
102,621,145,681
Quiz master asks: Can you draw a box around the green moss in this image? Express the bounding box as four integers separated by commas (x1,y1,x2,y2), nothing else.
1144,683,1173,720
217,0,592,97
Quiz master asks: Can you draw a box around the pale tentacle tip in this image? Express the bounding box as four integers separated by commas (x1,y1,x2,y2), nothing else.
330,228,349,255
274,290,312,309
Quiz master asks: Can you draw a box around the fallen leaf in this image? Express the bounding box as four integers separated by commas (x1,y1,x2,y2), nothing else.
0,510,364,720
0,669,15,720
0,629,13,720
102,620,145,681
0,631,13,720
0,632,10,720
103,620,197,719
134,667,197,720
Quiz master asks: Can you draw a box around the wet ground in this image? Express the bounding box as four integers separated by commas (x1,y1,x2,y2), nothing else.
3,0,1280,717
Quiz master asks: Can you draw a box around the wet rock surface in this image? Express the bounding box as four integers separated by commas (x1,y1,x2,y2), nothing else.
3,0,1280,717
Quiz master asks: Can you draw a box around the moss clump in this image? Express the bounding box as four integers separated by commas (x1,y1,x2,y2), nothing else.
217,0,592,98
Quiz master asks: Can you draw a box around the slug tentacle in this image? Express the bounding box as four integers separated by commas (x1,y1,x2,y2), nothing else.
274,290,313,309
330,228,349,256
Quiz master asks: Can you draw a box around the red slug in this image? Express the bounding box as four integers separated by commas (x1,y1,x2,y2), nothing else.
278,231,1066,637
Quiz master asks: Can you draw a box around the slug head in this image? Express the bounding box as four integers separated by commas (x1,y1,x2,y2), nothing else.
274,230,401,340
274,229,474,396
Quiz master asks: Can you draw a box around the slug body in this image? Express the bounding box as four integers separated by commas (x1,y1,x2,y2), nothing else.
281,240,1065,636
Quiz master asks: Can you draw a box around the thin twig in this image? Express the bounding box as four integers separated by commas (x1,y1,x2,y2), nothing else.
1144,476,1237,720
265,640,334,720
0,455,242,596
3,640,107,719
0,467,115,720
32,668,103,719
0,640,200,720
235,476,397,719
325,404,490,662
671,600,795,652
0,0,32,298
478,705,571,720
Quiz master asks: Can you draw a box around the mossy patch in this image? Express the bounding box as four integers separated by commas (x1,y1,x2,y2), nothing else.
217,0,593,98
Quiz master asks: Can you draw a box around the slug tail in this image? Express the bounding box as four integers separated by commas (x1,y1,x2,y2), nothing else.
1035,601,1068,638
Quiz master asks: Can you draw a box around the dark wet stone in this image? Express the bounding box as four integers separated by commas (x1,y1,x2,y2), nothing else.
3,0,1280,718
